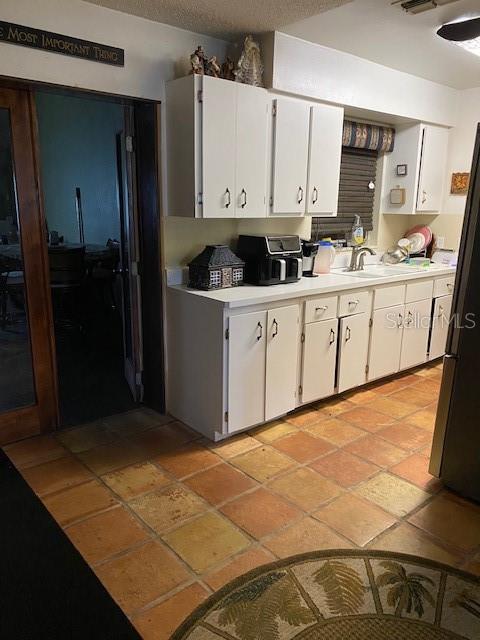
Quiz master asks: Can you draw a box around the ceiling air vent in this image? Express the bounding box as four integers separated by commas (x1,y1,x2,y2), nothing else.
391,0,460,15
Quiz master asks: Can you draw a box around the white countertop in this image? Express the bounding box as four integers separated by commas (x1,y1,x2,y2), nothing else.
169,264,456,309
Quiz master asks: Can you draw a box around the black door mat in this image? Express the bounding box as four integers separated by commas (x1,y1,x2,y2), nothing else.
0,449,141,639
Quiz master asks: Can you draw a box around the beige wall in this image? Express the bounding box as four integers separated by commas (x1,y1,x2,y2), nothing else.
163,217,312,267
443,87,480,216
376,213,464,252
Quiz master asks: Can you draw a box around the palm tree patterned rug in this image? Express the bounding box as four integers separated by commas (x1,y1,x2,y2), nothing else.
172,549,480,640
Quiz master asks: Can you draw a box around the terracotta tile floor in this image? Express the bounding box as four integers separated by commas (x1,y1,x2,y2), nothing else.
5,359,480,640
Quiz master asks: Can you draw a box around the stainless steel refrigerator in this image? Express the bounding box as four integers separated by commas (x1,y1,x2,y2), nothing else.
430,124,480,502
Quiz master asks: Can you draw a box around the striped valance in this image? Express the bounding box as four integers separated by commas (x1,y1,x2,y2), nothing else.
342,120,395,152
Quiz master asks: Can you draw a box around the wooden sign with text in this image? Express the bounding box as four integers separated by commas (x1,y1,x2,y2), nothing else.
0,21,124,66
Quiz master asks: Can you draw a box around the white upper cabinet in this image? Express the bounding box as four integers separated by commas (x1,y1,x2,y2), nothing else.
306,104,344,216
235,83,269,217
166,75,268,218
167,78,345,218
202,77,237,218
270,98,310,215
416,125,449,213
381,123,449,215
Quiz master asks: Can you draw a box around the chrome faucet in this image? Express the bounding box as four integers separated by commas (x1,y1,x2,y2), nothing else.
347,246,376,271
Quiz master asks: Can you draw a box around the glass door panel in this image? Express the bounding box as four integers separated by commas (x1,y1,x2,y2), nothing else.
0,87,57,444
0,107,36,413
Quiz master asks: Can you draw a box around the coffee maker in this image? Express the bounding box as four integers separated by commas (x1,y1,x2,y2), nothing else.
301,240,320,277
236,235,303,285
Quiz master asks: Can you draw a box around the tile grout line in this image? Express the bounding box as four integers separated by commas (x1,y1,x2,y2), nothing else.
12,361,480,629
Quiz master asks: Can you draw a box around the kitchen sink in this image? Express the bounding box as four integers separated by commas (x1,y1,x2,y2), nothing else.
335,265,425,278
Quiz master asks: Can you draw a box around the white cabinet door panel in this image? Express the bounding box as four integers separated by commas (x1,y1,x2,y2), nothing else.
228,311,267,432
416,125,449,212
368,305,404,381
400,298,431,370
429,295,452,361
202,76,236,218
337,313,370,393
301,318,338,404
235,84,268,218
271,99,310,215
265,304,300,420
306,104,343,216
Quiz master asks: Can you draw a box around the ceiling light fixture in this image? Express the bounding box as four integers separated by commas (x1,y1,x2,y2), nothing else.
391,0,460,16
437,17,480,57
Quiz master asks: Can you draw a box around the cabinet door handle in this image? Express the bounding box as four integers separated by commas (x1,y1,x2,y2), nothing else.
225,188,231,208
329,328,336,345
272,319,279,338
315,305,328,312
405,310,413,326
256,322,263,341
297,186,304,204
397,313,403,328
240,188,247,209
348,299,359,308
345,326,351,342
446,283,453,291
312,186,318,204
421,190,427,204
438,306,444,318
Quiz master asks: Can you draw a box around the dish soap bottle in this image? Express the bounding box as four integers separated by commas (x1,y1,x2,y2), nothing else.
350,215,364,246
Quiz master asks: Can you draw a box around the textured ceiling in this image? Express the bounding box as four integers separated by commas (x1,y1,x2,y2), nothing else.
83,0,352,39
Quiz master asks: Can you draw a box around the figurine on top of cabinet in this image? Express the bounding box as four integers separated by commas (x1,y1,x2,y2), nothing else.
190,45,207,74
234,35,264,87
221,57,235,81
206,55,221,78
190,53,204,75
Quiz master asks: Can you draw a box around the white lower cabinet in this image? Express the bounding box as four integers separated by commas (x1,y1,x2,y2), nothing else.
337,313,370,393
167,272,454,441
265,305,300,420
429,294,453,360
368,305,404,381
301,318,338,404
227,304,299,431
228,310,267,433
400,298,432,370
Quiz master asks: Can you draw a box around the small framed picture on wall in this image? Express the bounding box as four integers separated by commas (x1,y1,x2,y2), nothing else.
451,172,470,195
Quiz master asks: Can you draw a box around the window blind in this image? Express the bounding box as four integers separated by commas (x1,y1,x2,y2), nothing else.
311,147,378,237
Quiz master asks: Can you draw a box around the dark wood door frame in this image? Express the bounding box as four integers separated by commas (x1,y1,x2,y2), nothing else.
0,87,58,444
0,79,165,443
134,102,165,414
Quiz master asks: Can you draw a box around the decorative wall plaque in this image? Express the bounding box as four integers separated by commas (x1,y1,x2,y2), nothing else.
0,21,124,66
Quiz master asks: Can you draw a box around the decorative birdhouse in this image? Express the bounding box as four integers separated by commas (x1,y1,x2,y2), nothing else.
188,245,245,291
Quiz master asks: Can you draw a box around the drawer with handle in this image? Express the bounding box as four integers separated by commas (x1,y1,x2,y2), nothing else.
433,276,455,298
338,290,371,317
304,295,337,324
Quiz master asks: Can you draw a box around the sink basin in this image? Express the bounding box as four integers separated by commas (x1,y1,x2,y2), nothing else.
335,265,424,279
